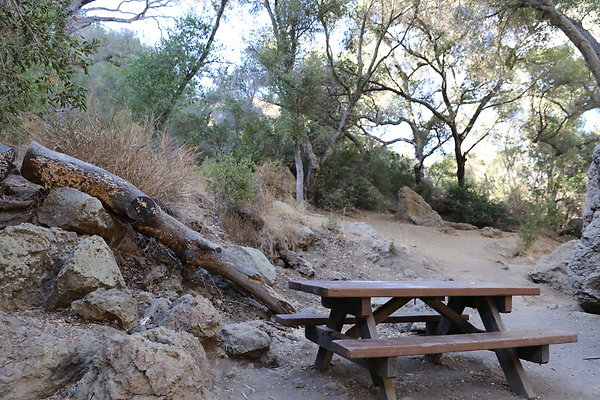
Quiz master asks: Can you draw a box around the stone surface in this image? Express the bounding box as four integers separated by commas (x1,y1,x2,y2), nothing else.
0,223,79,311
480,226,503,238
47,235,125,309
293,224,316,249
71,327,212,400
37,187,120,238
71,288,138,330
218,321,271,359
157,294,221,342
0,310,120,400
444,221,478,230
529,240,577,293
279,250,315,276
396,186,443,227
569,145,600,314
225,245,277,285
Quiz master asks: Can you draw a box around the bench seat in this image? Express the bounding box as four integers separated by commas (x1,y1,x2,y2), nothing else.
331,329,577,359
274,311,469,327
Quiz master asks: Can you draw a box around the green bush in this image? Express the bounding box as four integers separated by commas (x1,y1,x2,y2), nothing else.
446,184,505,228
517,201,564,254
315,145,413,212
202,154,257,208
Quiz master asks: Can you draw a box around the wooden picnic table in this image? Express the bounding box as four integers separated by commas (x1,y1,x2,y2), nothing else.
276,280,577,400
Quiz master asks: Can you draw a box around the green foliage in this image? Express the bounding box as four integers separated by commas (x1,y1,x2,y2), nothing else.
0,0,96,126
315,145,413,211
517,200,564,254
202,154,257,208
446,184,506,228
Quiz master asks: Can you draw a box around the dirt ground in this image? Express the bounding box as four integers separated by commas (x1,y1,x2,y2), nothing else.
211,212,600,400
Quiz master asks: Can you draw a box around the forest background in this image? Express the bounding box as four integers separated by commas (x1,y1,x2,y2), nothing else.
1,0,599,253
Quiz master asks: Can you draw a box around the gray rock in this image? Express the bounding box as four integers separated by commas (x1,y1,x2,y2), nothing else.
569,145,600,314
71,288,138,330
46,235,125,309
157,294,221,342
371,238,395,256
0,310,120,400
218,321,271,359
225,245,277,285
529,240,577,293
280,250,315,276
396,186,443,227
294,224,316,249
37,187,121,239
72,326,212,400
444,221,478,230
480,226,503,238
0,223,80,311
344,222,381,240
136,291,172,329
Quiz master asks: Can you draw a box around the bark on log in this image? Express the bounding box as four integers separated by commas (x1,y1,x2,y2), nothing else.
134,212,296,314
21,141,159,222
0,144,16,182
20,141,296,314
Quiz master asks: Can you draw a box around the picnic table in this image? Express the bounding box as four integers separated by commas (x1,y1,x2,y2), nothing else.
275,280,577,400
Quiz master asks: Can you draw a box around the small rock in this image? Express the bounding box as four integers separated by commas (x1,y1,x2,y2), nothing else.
443,221,478,230
218,321,271,359
480,227,503,238
280,250,315,276
71,288,138,331
371,238,395,256
294,380,306,389
157,294,221,342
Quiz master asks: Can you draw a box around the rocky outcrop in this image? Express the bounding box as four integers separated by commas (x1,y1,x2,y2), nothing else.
569,145,600,314
218,321,271,359
157,294,221,342
396,186,443,227
225,245,277,285
46,235,126,309
0,223,80,310
530,240,577,293
0,310,121,400
71,327,212,400
280,250,315,277
71,288,138,331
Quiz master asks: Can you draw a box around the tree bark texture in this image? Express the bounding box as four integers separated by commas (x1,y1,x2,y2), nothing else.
0,144,16,182
20,141,295,314
21,141,160,222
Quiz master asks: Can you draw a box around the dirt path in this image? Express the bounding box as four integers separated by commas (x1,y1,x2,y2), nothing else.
213,212,600,400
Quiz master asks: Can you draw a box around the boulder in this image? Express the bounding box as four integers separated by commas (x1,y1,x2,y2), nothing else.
569,145,600,314
293,224,316,250
0,223,80,311
0,174,41,229
225,245,277,285
218,321,271,359
396,186,443,227
0,310,120,400
46,236,125,309
71,327,212,400
37,187,121,239
529,240,577,293
157,294,221,342
279,250,315,277
71,288,138,331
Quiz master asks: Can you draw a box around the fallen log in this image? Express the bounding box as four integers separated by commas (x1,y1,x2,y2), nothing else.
21,141,159,222
134,213,295,314
0,144,16,182
21,141,295,314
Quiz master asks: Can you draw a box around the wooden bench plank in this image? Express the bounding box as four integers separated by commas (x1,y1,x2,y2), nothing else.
331,329,577,359
274,311,470,327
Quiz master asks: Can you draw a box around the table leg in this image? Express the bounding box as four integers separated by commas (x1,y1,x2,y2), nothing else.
314,308,347,372
475,297,536,399
424,296,468,363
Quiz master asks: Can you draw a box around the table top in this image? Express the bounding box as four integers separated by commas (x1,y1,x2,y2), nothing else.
289,280,540,298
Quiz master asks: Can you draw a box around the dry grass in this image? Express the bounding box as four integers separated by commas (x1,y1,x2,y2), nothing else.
22,110,199,205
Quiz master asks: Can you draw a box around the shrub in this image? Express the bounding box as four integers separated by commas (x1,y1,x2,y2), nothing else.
202,154,257,208
23,109,199,205
445,184,505,228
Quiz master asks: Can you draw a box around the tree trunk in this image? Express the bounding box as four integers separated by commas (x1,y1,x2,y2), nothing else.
134,212,295,314
521,0,600,88
0,144,16,182
21,141,160,222
20,142,295,314
294,141,304,207
456,154,466,187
